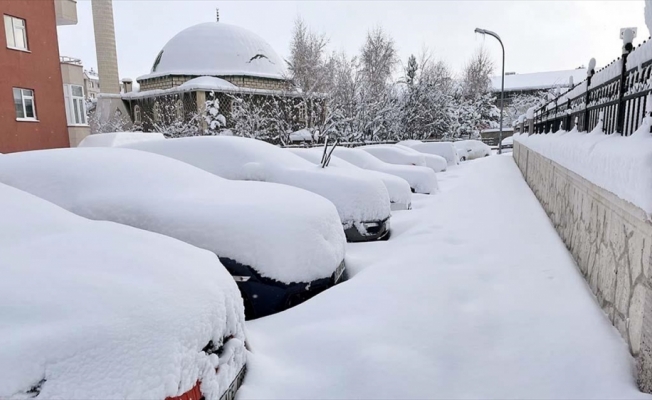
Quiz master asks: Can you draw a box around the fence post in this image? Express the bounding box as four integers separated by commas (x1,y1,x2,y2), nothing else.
616,38,634,135
584,71,594,132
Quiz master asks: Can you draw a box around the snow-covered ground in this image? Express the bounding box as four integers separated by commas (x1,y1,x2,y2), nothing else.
239,155,648,399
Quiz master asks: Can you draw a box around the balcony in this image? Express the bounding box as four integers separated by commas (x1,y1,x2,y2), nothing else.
55,0,78,26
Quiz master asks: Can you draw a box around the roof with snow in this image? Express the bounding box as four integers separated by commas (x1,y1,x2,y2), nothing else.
137,22,288,82
490,69,588,92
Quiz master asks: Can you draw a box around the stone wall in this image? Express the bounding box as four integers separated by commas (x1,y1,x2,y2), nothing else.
138,75,289,92
514,140,652,392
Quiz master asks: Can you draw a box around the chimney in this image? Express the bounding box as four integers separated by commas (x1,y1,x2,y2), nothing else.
122,78,133,93
91,0,120,94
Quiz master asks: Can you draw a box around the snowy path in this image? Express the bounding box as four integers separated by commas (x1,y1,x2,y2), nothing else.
239,155,649,399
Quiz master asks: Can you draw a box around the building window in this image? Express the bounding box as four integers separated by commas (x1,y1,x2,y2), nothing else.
134,105,142,124
63,84,87,125
153,102,160,122
4,15,27,51
176,99,184,120
13,88,36,120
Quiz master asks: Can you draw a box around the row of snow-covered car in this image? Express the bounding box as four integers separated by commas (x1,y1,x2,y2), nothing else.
0,134,485,399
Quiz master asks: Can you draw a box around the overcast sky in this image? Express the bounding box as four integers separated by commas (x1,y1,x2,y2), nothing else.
57,0,647,82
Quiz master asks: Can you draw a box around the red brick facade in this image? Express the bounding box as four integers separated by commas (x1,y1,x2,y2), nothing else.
0,0,69,153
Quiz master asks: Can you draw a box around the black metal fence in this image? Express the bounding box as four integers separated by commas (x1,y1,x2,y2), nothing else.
531,36,652,136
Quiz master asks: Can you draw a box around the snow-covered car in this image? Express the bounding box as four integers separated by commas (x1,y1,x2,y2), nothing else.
0,182,247,400
0,148,346,320
398,140,460,166
501,135,514,149
328,146,438,194
77,131,164,147
123,136,392,242
359,144,426,166
363,144,447,172
453,140,492,161
288,147,412,211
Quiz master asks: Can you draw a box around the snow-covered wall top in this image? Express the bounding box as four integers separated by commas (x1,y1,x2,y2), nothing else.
514,122,652,215
138,22,288,81
589,59,622,88
627,39,652,70
490,69,587,92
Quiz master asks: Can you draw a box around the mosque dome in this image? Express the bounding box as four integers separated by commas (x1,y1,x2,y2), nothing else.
138,22,288,81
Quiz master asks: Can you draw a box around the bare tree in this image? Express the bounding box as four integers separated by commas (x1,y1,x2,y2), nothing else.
360,26,398,96
462,47,494,100
287,17,331,94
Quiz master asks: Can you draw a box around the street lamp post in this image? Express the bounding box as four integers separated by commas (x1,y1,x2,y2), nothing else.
475,28,505,154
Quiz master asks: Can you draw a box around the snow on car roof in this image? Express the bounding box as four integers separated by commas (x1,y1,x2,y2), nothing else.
78,132,165,147
359,145,426,167
0,182,245,399
138,22,288,81
288,148,412,209
329,147,438,195
124,136,391,224
393,144,448,172
399,141,459,166
0,148,345,284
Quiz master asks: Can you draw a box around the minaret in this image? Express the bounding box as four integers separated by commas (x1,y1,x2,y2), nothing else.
91,0,120,94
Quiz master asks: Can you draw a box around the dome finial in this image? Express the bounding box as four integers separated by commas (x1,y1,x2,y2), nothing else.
216,8,220,22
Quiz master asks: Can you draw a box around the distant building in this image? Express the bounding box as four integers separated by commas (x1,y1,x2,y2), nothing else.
60,56,91,146
84,68,100,100
0,0,79,153
490,68,588,106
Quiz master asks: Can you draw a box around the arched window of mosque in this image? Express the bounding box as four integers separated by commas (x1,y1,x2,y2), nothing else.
134,105,142,124
153,102,160,122
176,99,184,120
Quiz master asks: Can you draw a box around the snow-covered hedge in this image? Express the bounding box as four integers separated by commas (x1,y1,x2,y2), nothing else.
514,120,652,215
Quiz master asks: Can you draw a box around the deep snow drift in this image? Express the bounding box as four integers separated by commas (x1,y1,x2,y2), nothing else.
240,155,647,399
0,183,246,399
125,136,391,226
0,148,345,284
77,132,164,147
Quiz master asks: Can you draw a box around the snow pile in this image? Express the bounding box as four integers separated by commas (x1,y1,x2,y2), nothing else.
329,146,438,194
399,140,459,166
489,69,587,92
288,147,412,210
178,76,238,91
289,129,313,142
124,136,391,225
454,140,492,160
240,156,647,399
139,22,288,81
516,126,652,214
359,144,427,167
0,148,345,284
78,132,164,147
0,182,246,399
